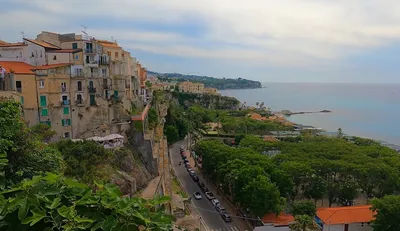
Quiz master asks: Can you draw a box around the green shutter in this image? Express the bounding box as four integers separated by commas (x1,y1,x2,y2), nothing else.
41,108,48,116
67,119,71,126
72,43,78,49
63,107,69,115
20,96,24,105
47,121,51,126
40,96,47,107
114,90,118,97
90,95,96,105
62,119,65,126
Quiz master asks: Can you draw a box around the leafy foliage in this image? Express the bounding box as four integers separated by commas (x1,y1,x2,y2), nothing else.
0,173,173,230
371,195,400,231
54,140,112,184
172,92,240,110
29,124,57,143
289,215,317,231
165,126,179,144
290,201,316,217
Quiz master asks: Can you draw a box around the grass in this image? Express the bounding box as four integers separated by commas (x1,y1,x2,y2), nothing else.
171,176,188,198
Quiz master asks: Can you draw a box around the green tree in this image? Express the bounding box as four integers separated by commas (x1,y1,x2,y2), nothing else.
371,195,400,231
148,107,159,129
165,125,179,144
291,201,316,217
0,100,23,188
303,175,327,206
29,124,57,143
234,134,246,145
289,215,317,231
0,173,173,230
337,128,344,138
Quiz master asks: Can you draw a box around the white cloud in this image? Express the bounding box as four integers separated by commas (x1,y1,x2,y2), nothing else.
2,0,400,66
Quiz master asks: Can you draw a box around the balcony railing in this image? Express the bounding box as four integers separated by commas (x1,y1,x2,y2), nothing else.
99,59,110,65
76,99,84,105
61,100,70,105
16,88,22,93
61,87,67,92
72,71,84,78
85,49,96,54
88,87,97,93
103,85,112,90
126,84,131,88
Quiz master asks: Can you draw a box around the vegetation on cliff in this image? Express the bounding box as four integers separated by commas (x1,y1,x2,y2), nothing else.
0,100,173,230
172,91,240,110
149,71,262,90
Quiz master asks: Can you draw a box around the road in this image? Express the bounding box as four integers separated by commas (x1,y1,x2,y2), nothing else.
170,139,240,231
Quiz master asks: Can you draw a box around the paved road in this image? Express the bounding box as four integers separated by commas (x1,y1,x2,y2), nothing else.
170,139,239,231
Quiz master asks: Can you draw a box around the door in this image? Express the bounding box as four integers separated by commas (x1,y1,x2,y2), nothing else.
40,95,47,107
89,81,94,89
90,94,95,106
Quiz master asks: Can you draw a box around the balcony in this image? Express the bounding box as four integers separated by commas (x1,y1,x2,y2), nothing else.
103,85,112,90
99,59,110,65
61,100,70,105
126,84,131,89
61,87,67,92
88,87,97,93
85,48,96,54
16,88,22,93
72,71,85,78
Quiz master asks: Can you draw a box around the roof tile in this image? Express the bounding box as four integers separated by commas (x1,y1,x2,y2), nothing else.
0,61,35,74
317,205,375,225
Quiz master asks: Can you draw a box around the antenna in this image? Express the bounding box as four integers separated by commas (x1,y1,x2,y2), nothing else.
81,25,89,40
21,31,25,40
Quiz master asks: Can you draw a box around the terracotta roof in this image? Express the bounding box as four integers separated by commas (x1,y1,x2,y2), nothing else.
96,39,121,49
34,63,72,70
23,38,61,49
0,61,35,74
262,213,295,226
317,205,375,225
0,41,27,47
47,49,82,54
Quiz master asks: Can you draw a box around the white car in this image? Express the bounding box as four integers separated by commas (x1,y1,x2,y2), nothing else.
211,199,220,207
193,192,202,200
205,192,215,200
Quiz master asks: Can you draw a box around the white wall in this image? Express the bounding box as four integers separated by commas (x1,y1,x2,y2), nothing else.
23,41,46,66
323,223,373,231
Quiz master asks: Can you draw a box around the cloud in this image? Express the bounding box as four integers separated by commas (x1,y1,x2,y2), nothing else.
2,0,400,68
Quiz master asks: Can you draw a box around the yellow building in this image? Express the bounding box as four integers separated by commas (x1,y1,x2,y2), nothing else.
0,61,39,125
204,87,218,95
178,81,204,94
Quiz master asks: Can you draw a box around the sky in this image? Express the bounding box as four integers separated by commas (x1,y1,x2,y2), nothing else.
1,0,400,83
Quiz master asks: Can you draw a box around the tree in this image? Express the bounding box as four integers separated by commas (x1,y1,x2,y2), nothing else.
337,128,343,138
303,175,327,206
371,195,400,231
0,173,173,230
29,124,56,143
234,134,246,145
290,215,317,231
291,201,316,217
0,100,23,188
165,125,179,144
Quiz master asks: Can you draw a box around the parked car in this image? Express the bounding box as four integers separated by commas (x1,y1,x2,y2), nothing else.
197,180,203,187
188,169,195,175
187,168,193,172
205,192,215,200
192,175,199,182
185,163,191,169
211,199,220,207
216,206,226,213
183,159,189,164
221,213,232,222
193,192,202,200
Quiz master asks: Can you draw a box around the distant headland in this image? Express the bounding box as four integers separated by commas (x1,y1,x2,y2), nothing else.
148,71,262,90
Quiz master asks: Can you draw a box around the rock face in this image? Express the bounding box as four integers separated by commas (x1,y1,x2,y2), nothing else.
110,148,153,196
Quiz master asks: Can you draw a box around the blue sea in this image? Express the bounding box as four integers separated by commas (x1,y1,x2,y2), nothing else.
219,83,400,146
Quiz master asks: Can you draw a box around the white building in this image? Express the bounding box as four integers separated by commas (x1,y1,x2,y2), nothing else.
315,206,374,231
0,39,49,66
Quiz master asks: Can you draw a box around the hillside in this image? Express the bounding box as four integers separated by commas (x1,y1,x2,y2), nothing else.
149,71,262,90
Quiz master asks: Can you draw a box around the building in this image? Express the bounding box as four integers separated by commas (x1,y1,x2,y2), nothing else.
254,212,294,231
204,87,218,95
152,83,174,91
315,206,374,231
0,61,39,125
178,81,204,94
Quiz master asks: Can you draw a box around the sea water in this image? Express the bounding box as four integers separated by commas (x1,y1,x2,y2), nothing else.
220,83,400,145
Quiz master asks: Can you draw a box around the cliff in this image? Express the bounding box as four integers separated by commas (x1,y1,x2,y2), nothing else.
172,92,240,110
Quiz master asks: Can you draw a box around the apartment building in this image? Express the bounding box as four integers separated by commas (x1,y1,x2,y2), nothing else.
178,81,205,93
0,61,39,125
0,31,148,140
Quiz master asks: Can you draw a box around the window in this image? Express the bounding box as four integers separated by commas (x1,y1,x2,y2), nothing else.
39,80,45,88
77,81,82,91
114,90,118,97
115,52,118,58
74,55,79,60
41,108,48,116
89,81,94,88
90,95,96,106
16,81,22,92
102,68,106,77
40,95,47,107
64,132,70,138
20,96,24,105
53,55,57,60
61,82,66,91
61,119,71,126
72,43,78,49
63,107,69,115
41,121,51,126
31,52,35,57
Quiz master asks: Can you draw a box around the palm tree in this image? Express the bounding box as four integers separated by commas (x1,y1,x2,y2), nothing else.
290,215,318,231
256,102,259,108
